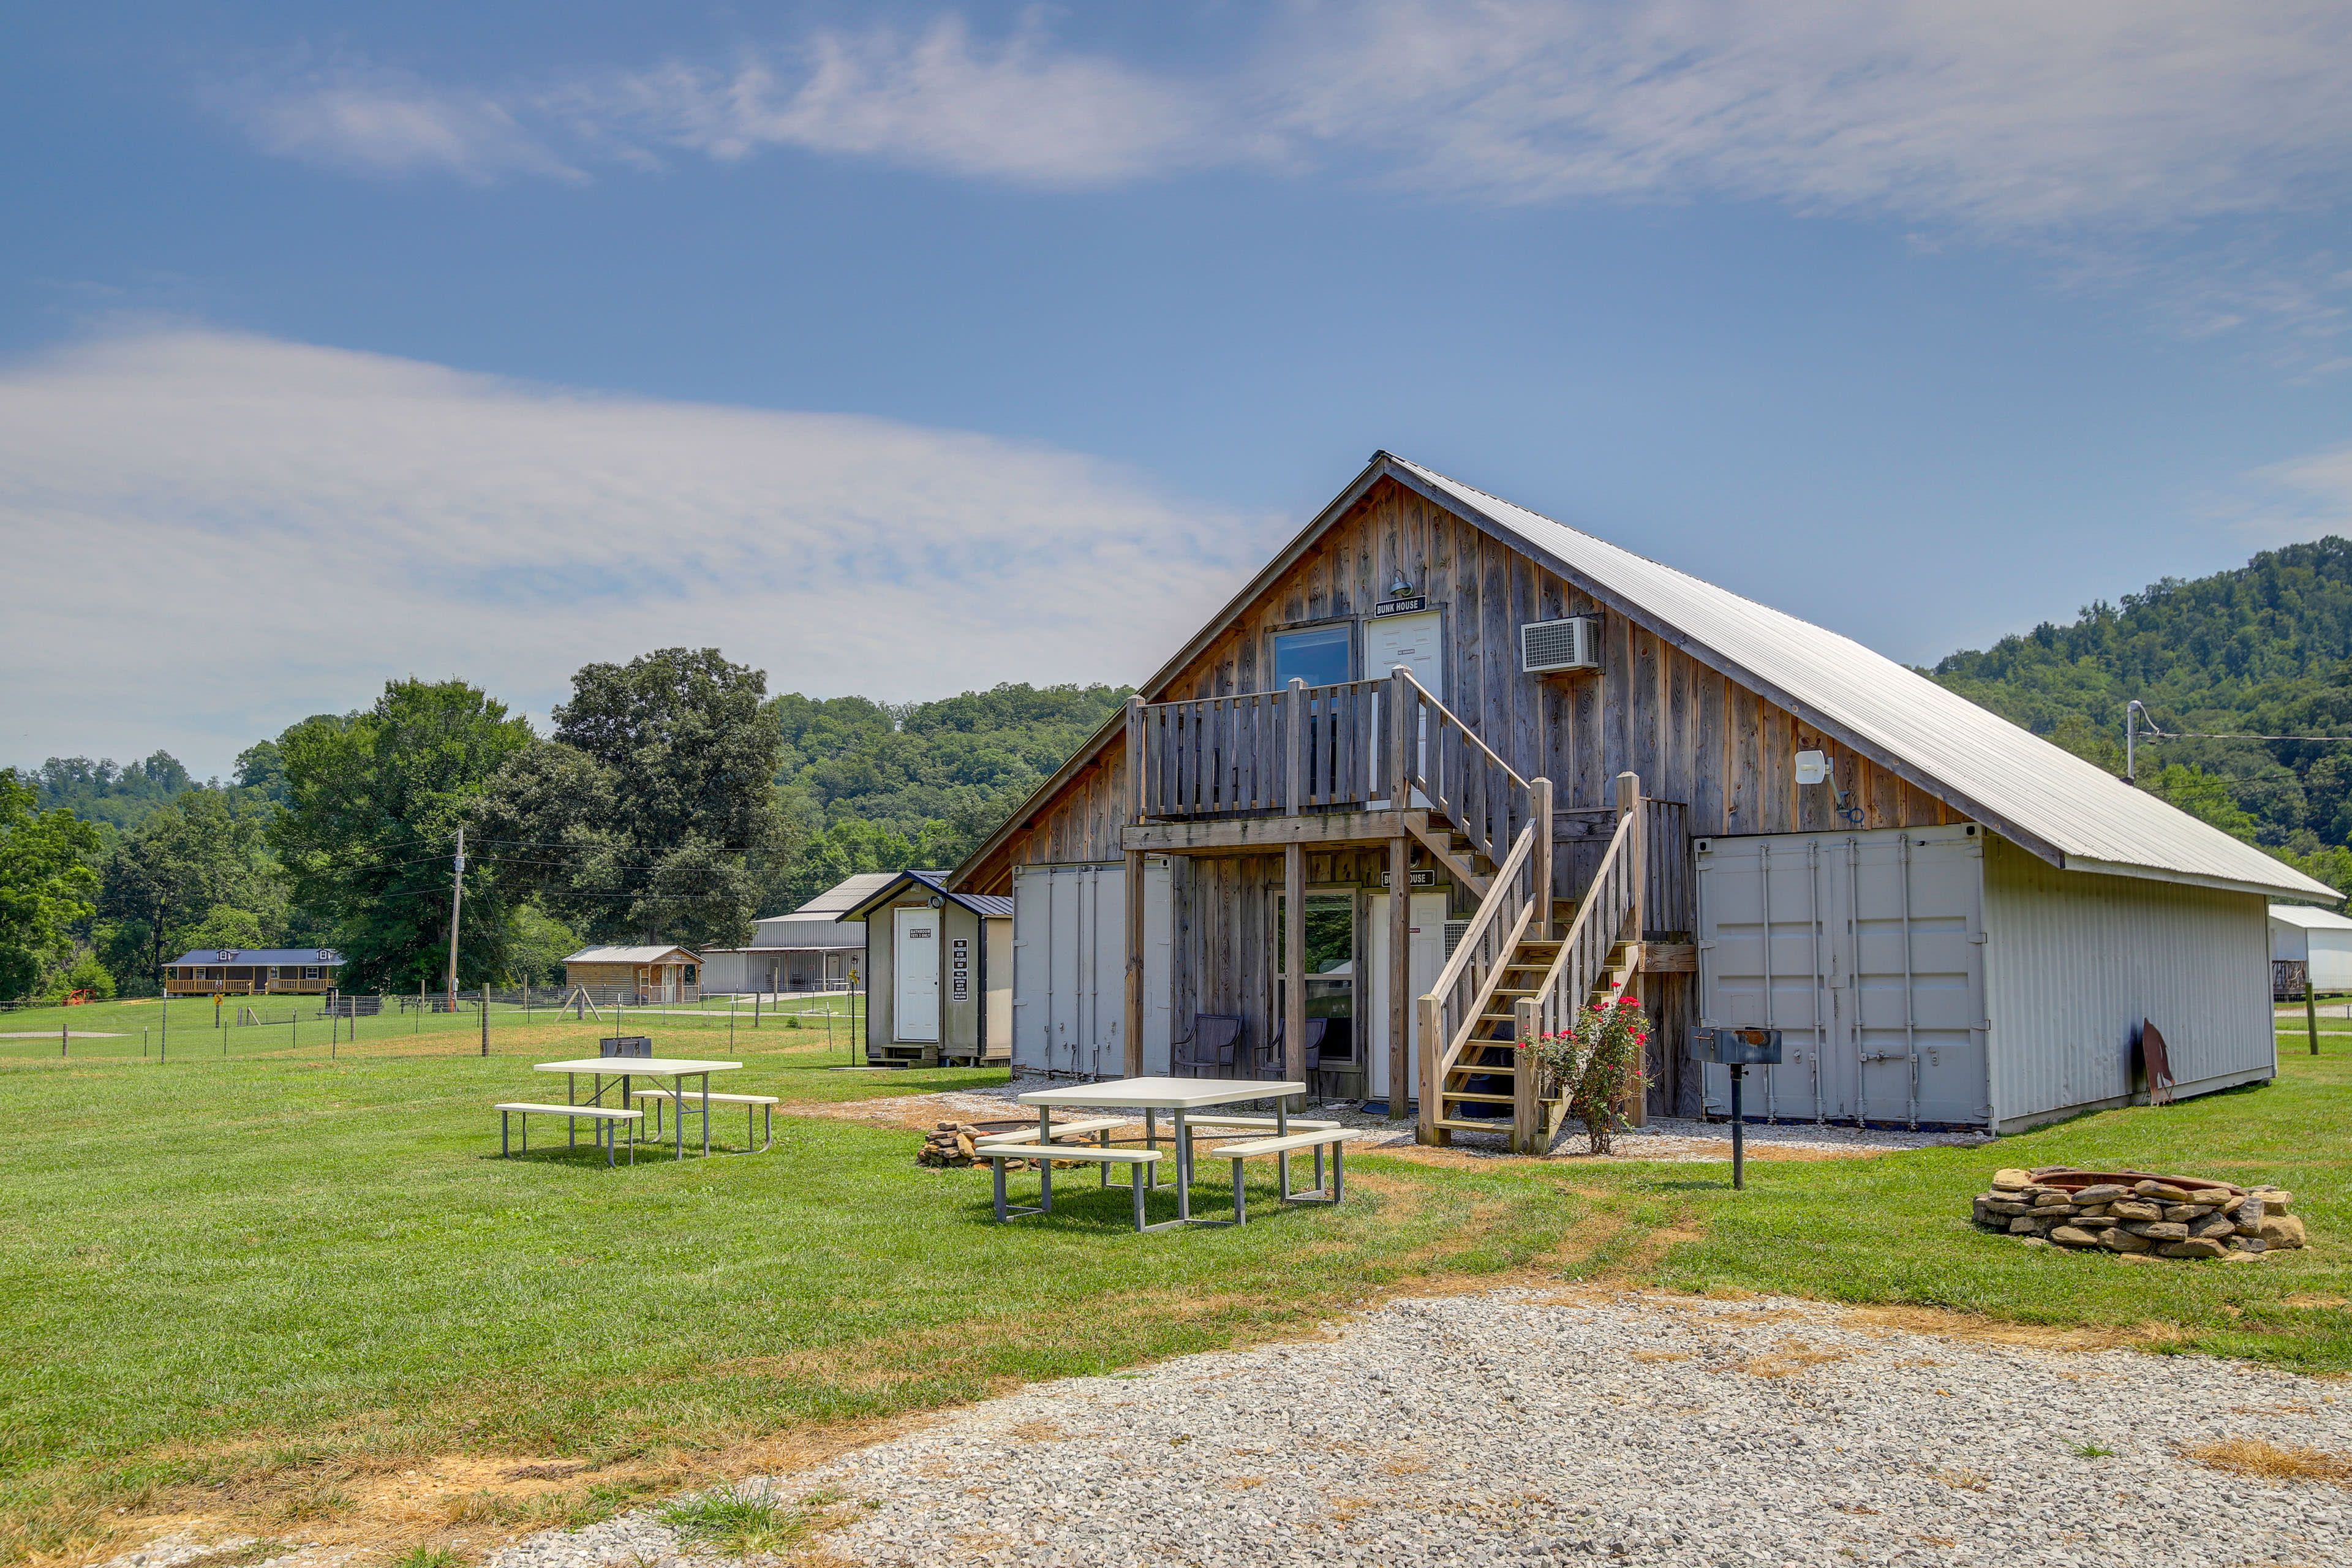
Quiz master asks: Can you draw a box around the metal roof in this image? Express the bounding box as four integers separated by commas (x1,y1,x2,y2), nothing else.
743,916,868,950
564,945,702,964
167,948,341,967
838,869,1014,921
2269,903,2352,929
790,872,904,917
1384,455,2335,902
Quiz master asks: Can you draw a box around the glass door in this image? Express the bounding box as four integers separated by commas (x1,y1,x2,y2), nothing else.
1276,891,1357,1080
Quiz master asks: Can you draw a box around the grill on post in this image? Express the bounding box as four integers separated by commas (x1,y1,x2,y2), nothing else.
1694,1027,1784,1189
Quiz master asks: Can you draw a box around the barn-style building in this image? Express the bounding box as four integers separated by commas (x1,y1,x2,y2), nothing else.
949,452,2329,1144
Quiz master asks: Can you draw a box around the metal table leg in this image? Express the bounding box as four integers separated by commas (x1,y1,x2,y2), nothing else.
701,1072,711,1156
1172,1108,1191,1222
674,1074,685,1162
568,1071,578,1147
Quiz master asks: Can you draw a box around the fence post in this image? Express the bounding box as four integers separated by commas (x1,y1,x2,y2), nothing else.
2309,976,2321,1056
481,984,490,1056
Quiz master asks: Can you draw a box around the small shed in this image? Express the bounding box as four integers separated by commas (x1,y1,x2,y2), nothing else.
695,873,891,995
562,946,702,1005
2269,904,2352,997
164,948,343,997
835,870,1012,1068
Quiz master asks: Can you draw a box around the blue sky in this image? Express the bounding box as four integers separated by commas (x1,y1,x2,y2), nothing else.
6,1,2351,777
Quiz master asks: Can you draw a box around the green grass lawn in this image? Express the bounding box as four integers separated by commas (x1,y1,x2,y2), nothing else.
0,1003,2346,1564
0,1009,1589,1561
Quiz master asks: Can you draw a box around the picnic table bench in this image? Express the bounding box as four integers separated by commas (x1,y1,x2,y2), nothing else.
496,1102,642,1166
977,1143,1167,1230
1213,1126,1351,1223
631,1088,778,1153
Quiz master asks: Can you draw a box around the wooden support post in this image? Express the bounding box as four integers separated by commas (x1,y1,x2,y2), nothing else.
1513,996,1541,1154
1623,974,1648,1128
1531,777,1554,941
1389,663,1412,806
1284,840,1306,1088
1417,995,1447,1146
1616,770,1643,940
1286,677,1307,813
1388,835,1411,1121
1125,694,1148,1079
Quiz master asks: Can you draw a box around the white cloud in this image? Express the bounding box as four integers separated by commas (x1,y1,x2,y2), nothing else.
0,330,1270,776
219,66,586,183
2221,442,2352,546
222,3,2352,236
563,17,1251,186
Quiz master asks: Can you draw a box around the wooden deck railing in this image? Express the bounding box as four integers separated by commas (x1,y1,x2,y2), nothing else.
1129,668,1536,867
1512,780,1646,1150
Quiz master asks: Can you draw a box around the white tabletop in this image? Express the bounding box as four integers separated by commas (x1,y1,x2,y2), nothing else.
535,1058,742,1074
1018,1076,1307,1110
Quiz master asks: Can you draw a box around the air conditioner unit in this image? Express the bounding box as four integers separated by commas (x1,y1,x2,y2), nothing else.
1521,616,1601,674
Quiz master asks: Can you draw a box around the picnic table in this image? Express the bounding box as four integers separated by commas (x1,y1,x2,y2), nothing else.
533,1057,742,1160
1017,1076,1308,1226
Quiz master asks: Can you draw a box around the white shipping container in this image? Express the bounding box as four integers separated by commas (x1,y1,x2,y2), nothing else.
1011,859,1172,1077
1697,825,1990,1128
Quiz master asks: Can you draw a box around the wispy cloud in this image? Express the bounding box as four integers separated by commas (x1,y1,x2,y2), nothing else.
0,330,1270,774
223,2,2352,235
2220,442,2352,546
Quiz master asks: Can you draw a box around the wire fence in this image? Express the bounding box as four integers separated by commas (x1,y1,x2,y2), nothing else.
0,987,867,1064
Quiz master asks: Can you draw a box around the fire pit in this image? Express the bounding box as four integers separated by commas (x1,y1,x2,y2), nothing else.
1970,1166,2305,1260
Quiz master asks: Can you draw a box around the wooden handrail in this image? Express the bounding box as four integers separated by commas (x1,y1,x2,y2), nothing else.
1393,670,1527,791
1415,820,1537,1141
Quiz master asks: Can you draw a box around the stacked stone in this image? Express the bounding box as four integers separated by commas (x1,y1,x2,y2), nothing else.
916,1121,989,1168
1970,1168,2307,1261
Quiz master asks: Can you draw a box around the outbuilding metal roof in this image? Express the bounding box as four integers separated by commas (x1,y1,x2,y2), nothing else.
2269,903,2352,929
563,945,702,964
1384,455,2335,902
790,872,903,917
837,869,1014,921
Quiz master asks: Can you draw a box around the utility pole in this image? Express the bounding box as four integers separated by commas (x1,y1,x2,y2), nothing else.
2125,700,2150,782
447,825,466,1016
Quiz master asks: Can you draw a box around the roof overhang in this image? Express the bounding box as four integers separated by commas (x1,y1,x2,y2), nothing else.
2059,854,2318,902
839,870,1012,922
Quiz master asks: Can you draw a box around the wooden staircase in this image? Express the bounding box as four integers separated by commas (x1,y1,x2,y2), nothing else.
1427,910,1640,1140
1419,774,1648,1155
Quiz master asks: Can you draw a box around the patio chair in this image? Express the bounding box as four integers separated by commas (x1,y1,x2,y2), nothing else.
1256,1018,1326,1079
1175,1014,1244,1077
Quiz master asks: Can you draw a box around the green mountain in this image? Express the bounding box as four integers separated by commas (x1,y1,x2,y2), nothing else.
1929,535,2352,894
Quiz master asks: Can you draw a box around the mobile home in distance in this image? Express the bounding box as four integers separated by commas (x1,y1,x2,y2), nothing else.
948,451,2331,1145
2269,903,2352,998
163,948,343,996
834,871,1011,1068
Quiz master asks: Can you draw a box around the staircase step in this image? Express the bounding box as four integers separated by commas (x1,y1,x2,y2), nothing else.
1433,1117,1517,1133
1442,1091,1517,1105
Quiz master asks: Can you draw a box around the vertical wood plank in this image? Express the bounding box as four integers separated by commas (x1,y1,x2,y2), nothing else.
1388,835,1410,1116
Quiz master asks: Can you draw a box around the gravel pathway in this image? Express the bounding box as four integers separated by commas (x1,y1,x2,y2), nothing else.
487,1290,2352,1568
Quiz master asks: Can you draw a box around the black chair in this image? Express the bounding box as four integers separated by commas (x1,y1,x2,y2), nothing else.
1257,1018,1327,1079
1175,1015,1244,1077
600,1036,653,1058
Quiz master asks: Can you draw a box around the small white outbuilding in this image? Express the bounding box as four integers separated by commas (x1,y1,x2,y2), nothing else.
2269,903,2352,995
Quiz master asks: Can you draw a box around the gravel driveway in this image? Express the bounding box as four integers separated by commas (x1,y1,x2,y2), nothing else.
489,1290,2352,1568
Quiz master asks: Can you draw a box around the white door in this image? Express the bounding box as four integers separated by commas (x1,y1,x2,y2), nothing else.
1011,861,1173,1077
1367,610,1443,806
893,906,940,1042
1696,825,1989,1127
1364,891,1451,1104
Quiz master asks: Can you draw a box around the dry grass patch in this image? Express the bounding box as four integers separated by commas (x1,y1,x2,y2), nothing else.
1927,1467,1989,1491
1741,1340,1849,1379
2187,1438,2352,1484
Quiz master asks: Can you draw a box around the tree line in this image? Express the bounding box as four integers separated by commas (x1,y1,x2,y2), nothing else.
2,649,1128,1000
1930,535,2352,896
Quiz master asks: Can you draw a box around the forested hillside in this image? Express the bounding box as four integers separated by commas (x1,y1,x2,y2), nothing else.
1930,535,2352,891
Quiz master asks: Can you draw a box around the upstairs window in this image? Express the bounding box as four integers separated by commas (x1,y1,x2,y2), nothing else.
1272,624,1352,689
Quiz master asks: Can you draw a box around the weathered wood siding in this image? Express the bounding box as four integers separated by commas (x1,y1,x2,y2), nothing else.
962,476,1956,893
